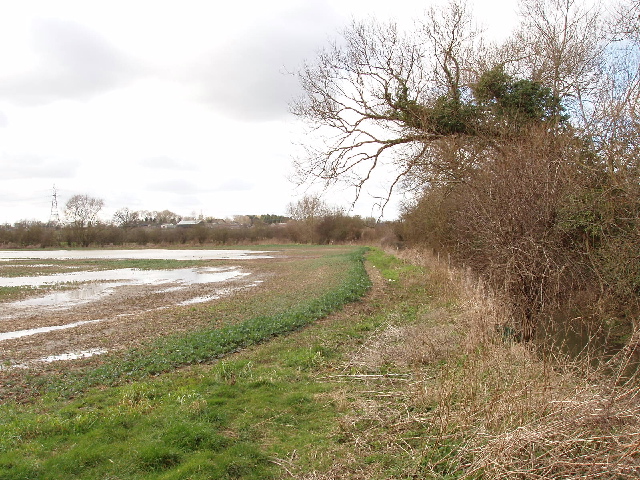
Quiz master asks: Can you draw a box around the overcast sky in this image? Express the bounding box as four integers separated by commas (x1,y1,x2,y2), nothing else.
0,0,519,225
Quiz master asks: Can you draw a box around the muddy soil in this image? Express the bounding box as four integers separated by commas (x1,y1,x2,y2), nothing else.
0,270,264,368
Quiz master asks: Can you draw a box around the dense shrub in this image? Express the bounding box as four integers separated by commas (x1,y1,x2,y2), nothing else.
401,125,639,338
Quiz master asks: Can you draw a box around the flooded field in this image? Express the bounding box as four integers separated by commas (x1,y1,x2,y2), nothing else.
0,249,274,369
0,249,274,261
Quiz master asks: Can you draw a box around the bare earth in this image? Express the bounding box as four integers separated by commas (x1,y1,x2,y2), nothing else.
0,271,264,367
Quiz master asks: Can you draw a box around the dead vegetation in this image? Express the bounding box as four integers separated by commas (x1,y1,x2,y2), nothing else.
318,248,640,479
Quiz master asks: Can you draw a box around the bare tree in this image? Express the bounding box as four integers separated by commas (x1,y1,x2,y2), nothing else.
505,0,606,124
286,194,330,221
611,0,640,42
286,194,330,243
291,0,484,210
579,0,640,314
64,194,104,227
293,0,639,339
112,207,139,228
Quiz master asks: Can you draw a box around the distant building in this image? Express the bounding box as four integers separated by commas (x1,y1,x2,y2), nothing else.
176,220,203,228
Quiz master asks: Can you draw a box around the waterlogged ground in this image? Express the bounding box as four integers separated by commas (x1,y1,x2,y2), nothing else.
0,249,275,369
0,249,274,261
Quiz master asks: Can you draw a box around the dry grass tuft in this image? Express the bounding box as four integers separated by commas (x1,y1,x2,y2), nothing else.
458,348,640,479
347,320,458,370
336,248,640,478
420,249,640,479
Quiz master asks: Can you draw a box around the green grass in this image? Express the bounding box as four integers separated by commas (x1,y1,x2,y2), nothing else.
0,246,374,479
0,285,37,297
367,247,421,283
0,369,301,479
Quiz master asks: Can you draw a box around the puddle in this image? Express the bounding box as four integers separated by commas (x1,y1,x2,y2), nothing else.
0,319,103,341
0,266,245,288
13,283,120,308
40,349,107,362
179,294,222,305
1,349,108,370
0,249,273,261
178,281,264,306
0,267,249,314
0,250,268,364
0,270,261,342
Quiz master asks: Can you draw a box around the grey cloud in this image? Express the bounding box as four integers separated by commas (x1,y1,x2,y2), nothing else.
146,177,254,194
107,191,144,208
147,179,201,193
192,2,341,121
171,194,204,210
2,154,79,179
138,156,197,170
213,178,254,192
0,18,143,105
0,111,8,128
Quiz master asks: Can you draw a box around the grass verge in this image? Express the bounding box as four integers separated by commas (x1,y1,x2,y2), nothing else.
340,248,640,479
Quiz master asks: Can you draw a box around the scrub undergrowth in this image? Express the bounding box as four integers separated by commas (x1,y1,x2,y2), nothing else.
336,248,640,480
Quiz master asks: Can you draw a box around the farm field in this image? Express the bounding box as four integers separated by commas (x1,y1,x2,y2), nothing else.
1,245,637,479
0,248,274,368
0,246,367,399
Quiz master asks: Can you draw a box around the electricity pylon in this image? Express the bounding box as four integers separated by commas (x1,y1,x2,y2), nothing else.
49,184,60,225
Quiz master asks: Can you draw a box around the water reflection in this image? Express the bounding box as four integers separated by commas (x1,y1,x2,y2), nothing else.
0,249,273,261
0,348,108,370
1,267,248,312
14,283,123,308
0,319,103,340
178,280,264,306
40,349,107,362
0,266,245,288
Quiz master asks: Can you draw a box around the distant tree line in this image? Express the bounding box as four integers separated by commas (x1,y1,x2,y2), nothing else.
0,195,388,247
